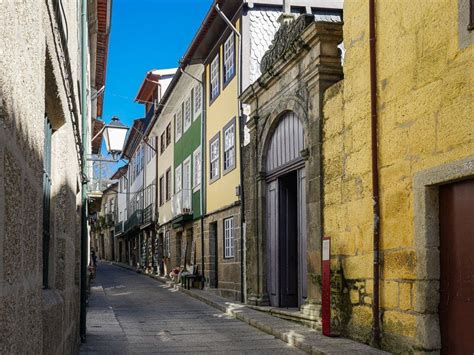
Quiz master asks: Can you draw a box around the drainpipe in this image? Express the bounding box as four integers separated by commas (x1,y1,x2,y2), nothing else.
215,3,246,304
200,71,205,286
369,0,381,347
80,0,88,343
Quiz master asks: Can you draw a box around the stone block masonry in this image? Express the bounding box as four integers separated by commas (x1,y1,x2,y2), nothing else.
0,0,93,353
322,0,473,352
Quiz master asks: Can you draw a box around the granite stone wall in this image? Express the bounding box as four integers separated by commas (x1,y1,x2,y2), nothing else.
0,0,85,353
322,0,473,351
203,205,242,301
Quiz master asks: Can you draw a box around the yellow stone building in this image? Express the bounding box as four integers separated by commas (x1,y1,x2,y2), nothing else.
323,0,473,352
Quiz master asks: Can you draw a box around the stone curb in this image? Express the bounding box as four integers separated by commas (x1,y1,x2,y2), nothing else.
110,262,387,354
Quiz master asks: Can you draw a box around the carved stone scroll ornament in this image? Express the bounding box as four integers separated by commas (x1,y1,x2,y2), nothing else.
260,14,314,74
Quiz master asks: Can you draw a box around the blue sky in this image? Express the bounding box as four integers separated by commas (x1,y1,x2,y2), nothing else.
102,0,212,127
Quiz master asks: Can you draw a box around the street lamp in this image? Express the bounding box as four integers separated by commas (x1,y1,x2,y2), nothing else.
103,116,128,159
90,116,129,162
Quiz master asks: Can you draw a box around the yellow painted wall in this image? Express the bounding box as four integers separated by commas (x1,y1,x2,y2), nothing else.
205,20,241,213
323,0,473,350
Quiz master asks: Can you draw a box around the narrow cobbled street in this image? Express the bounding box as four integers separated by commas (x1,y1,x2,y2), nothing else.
80,263,303,354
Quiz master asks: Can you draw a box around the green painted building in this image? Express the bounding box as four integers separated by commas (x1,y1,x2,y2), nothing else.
170,65,204,229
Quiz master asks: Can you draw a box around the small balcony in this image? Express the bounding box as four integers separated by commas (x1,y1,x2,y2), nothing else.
124,209,143,233
105,213,115,227
171,189,193,225
115,221,124,235
142,204,154,226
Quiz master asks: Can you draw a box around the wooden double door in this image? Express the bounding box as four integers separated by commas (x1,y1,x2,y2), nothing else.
266,168,307,308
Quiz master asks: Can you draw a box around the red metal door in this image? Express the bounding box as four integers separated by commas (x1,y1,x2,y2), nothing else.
439,179,474,354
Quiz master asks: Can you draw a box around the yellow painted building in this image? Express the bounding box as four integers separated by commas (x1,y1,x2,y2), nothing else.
201,13,243,300
205,20,241,213
323,0,473,352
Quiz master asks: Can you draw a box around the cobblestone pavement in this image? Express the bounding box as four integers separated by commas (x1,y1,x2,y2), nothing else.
80,263,303,354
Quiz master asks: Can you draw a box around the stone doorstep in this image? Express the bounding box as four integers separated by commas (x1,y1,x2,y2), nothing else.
110,262,387,354
246,305,322,331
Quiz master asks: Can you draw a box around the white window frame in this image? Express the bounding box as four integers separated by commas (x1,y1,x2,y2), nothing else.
164,230,170,258
224,33,235,83
193,84,202,119
184,95,192,132
175,110,183,141
175,164,182,193
193,146,201,191
224,217,235,258
223,118,236,173
183,156,191,192
210,53,220,101
209,133,220,182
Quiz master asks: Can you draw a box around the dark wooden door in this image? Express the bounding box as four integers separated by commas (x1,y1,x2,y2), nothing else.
278,171,298,307
208,222,218,288
439,179,474,354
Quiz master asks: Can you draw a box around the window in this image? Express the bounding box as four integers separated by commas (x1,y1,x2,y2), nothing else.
193,84,202,119
224,217,235,258
165,168,172,200
175,164,182,193
183,157,191,192
209,133,220,182
159,175,164,206
166,123,171,146
43,116,52,288
175,109,183,141
160,132,166,154
223,118,236,173
210,53,220,101
164,230,171,258
193,146,201,190
184,95,192,132
224,33,235,83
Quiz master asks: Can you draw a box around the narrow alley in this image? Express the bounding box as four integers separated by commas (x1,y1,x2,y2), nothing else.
2,0,473,353
80,263,303,354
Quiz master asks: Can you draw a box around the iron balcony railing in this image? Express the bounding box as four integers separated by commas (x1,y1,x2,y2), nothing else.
105,213,115,227
115,220,124,235
143,204,154,225
124,209,143,233
172,189,192,217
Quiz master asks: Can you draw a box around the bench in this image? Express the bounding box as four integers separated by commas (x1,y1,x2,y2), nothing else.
181,265,204,290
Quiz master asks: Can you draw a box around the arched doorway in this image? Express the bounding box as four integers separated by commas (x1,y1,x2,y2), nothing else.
265,111,307,308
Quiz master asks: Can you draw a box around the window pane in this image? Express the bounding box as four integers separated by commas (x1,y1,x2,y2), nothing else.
224,34,234,82
194,84,201,118
175,165,182,193
193,147,201,188
184,95,192,131
211,54,219,99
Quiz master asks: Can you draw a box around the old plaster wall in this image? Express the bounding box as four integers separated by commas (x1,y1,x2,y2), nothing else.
322,0,473,351
0,0,83,353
